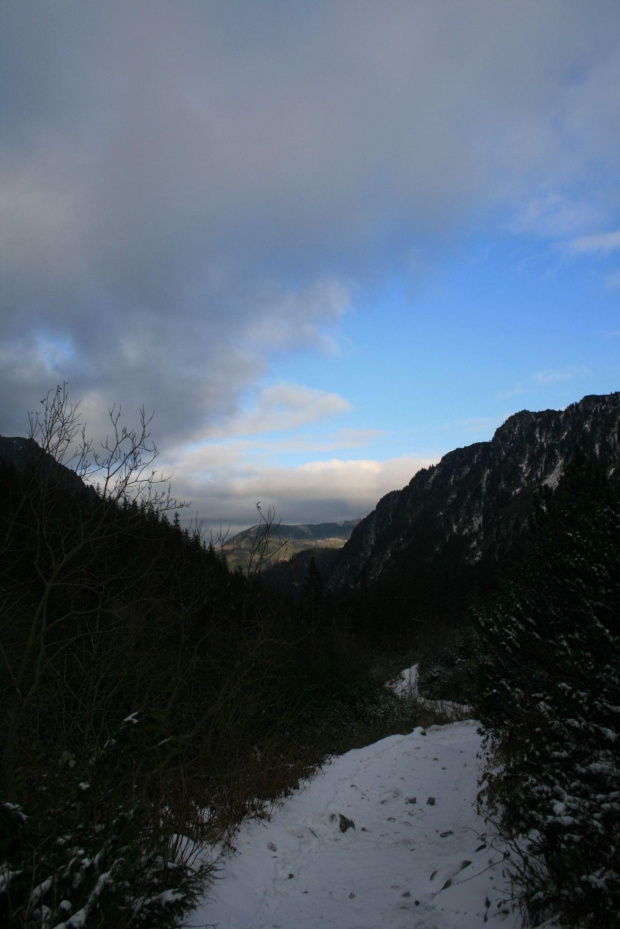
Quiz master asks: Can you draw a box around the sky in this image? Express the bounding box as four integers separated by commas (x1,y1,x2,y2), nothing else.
1,0,619,533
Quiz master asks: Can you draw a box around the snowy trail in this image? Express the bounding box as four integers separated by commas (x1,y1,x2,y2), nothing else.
188,720,522,929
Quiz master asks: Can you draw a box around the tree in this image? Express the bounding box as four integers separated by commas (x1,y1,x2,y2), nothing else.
1,385,184,799
0,386,231,927
301,554,326,645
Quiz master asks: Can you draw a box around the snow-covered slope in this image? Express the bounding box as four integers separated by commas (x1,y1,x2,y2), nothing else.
189,720,526,929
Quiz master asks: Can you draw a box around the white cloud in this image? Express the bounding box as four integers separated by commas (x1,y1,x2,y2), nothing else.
512,193,603,239
244,280,351,352
204,383,352,440
2,0,620,446
167,426,387,481
171,454,437,530
501,366,591,399
567,230,620,256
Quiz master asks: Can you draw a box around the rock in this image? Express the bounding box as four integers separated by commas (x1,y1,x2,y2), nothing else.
339,813,356,833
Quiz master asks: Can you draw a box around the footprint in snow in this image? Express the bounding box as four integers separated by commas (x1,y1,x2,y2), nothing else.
379,788,401,804
429,858,473,891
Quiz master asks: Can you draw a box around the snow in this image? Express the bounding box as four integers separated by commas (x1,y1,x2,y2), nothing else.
389,663,471,719
388,664,419,698
542,462,563,489
188,719,525,929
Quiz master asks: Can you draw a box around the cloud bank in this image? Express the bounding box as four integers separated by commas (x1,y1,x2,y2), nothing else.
170,453,437,534
2,1,619,522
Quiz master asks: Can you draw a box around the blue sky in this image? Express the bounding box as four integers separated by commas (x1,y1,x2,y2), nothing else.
1,1,619,530
168,225,620,529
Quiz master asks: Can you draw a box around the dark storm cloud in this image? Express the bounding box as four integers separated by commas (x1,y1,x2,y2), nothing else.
1,0,619,442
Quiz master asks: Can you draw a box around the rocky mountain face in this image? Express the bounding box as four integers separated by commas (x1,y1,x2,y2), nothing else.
327,393,620,596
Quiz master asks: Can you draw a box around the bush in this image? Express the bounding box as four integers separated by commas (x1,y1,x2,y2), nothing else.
416,623,478,702
0,717,212,929
472,464,620,928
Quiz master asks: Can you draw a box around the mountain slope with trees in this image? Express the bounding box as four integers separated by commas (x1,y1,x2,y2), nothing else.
2,387,619,928
223,518,360,572
0,388,413,929
472,452,620,928
325,393,620,643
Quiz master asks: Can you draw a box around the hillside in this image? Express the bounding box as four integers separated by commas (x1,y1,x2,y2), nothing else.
0,396,393,929
223,518,360,572
326,392,620,629
2,389,619,928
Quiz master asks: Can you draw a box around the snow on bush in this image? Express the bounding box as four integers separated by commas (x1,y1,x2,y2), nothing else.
473,468,620,928
0,718,212,929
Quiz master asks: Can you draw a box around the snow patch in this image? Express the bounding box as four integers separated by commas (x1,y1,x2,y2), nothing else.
543,462,564,489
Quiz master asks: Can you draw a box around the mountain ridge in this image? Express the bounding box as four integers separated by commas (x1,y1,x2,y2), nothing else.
327,392,620,598
0,434,91,497
223,518,361,571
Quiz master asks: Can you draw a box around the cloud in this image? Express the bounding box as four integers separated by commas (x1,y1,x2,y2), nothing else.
501,366,591,398
567,230,620,256
2,0,620,449
511,193,604,240
2,0,620,533
204,382,352,440
170,454,437,531
231,427,386,458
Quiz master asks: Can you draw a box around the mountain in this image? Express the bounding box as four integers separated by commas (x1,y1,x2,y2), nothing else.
326,393,620,616
223,519,361,572
0,435,90,496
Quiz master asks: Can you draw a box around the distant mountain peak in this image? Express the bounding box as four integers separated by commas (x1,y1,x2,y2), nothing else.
223,518,361,571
